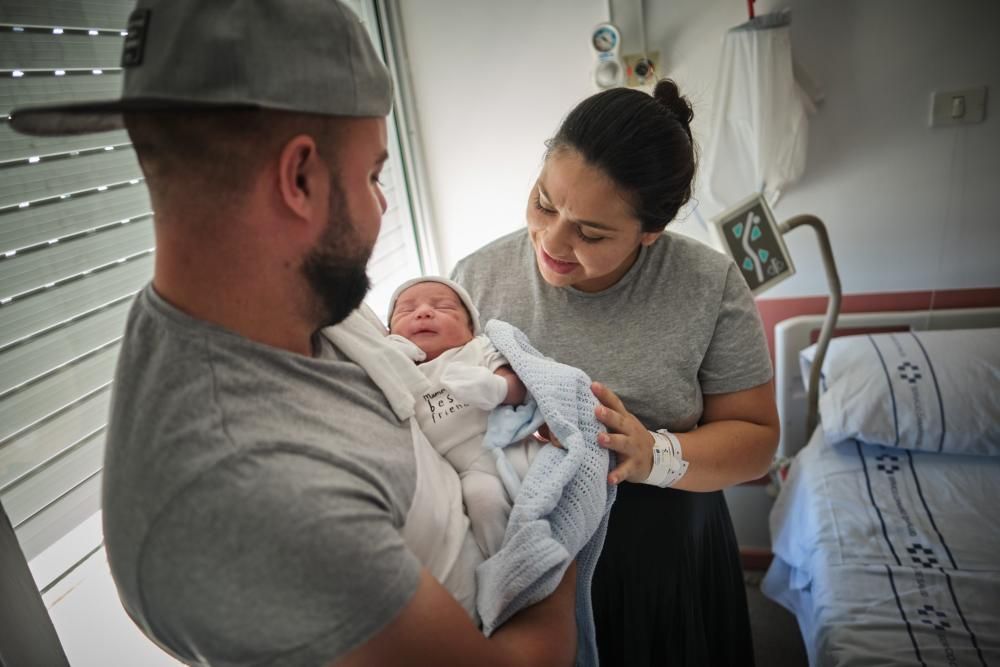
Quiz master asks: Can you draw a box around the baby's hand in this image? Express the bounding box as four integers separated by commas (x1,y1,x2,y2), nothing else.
440,363,508,410
493,365,527,406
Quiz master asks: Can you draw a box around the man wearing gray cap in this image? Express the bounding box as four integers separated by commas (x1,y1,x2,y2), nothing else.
10,1,576,665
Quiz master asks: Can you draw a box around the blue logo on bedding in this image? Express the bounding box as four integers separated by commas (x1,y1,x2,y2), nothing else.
875,453,901,474
897,361,923,384
916,604,951,632
906,542,940,569
858,443,960,572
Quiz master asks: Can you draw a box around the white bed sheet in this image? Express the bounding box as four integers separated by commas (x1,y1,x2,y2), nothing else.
762,428,1000,666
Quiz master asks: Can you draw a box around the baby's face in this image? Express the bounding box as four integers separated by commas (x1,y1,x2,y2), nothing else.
390,282,474,361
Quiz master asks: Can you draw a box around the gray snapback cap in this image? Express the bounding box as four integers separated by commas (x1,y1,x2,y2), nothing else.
9,0,393,136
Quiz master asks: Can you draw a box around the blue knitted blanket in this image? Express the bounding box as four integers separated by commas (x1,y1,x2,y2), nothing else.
477,320,617,667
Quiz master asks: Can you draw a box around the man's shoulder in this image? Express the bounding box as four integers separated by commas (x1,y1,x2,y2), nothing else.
104,285,421,667
105,292,417,570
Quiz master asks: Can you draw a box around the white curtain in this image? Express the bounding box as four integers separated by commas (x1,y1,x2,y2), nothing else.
700,12,815,214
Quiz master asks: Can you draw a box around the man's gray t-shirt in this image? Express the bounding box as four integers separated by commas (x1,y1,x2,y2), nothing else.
452,229,773,432
102,286,421,666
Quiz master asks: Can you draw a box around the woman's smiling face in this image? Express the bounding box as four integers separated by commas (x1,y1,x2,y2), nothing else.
526,147,659,293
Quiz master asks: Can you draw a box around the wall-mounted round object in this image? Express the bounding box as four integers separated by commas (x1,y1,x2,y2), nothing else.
592,24,619,53
633,56,656,83
595,60,623,88
590,23,623,89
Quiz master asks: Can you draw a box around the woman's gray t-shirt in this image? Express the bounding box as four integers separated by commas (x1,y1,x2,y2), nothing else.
452,229,773,432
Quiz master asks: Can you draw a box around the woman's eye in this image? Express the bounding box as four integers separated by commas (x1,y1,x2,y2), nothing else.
533,196,556,215
575,226,604,243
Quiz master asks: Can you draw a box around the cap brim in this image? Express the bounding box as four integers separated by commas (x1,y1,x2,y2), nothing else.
9,98,259,136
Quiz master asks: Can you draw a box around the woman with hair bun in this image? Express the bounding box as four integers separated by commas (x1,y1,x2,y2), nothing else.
452,79,779,665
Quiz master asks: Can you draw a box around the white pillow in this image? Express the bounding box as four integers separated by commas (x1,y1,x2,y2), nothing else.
800,328,1000,455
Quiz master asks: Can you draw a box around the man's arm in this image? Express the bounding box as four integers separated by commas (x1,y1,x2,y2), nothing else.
335,563,577,667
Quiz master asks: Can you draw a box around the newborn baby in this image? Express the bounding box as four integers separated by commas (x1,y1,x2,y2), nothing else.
387,277,538,558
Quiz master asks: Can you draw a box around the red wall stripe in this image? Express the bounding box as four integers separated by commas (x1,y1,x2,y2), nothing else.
755,287,1000,359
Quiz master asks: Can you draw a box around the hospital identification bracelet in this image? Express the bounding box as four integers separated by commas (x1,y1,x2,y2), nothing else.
641,429,689,488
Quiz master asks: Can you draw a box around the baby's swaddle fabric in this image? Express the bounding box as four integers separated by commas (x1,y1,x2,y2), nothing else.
478,320,617,667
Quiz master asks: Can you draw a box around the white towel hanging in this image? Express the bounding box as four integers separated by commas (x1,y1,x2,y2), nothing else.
700,11,816,214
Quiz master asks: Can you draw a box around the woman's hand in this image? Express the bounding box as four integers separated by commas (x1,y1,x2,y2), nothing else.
591,382,655,485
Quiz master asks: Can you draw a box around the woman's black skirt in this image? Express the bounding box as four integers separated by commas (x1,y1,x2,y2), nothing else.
591,483,754,667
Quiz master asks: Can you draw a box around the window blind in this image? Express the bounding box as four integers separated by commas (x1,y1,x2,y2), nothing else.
349,0,425,318
0,0,425,593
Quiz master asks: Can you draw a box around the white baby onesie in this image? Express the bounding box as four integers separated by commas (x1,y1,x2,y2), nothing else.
389,334,537,558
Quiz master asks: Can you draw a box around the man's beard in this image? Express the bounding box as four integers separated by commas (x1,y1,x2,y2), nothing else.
301,180,373,329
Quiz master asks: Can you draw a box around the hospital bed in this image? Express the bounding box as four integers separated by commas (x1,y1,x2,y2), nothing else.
761,306,1000,666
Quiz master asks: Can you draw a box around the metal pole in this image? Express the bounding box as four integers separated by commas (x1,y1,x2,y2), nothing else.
779,215,842,435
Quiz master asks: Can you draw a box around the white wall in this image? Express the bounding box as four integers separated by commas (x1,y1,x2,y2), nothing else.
400,0,1000,294
397,0,606,271
762,0,1000,296
46,549,179,666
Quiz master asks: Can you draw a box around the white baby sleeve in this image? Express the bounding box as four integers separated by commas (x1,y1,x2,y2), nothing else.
479,337,509,372
385,333,427,362
441,363,508,410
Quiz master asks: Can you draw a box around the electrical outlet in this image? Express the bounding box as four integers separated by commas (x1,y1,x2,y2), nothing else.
930,86,987,127
623,51,660,88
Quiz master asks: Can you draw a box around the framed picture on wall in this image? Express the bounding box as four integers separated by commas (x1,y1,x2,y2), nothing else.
712,193,796,295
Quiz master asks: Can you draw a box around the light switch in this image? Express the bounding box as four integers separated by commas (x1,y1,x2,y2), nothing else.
931,86,987,127
951,95,965,119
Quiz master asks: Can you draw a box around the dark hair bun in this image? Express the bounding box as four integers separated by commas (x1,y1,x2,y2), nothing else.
548,80,697,233
653,79,694,140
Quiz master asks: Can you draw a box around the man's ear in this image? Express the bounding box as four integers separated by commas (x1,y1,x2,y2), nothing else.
277,134,325,222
